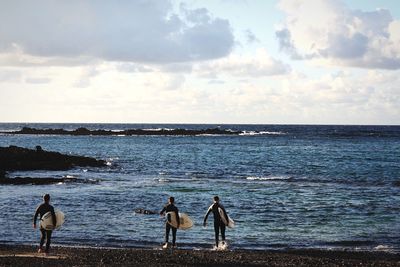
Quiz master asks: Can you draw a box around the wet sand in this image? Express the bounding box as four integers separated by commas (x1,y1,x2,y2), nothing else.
0,245,399,267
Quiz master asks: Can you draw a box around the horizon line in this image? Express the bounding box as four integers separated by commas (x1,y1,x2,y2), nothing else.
0,121,399,127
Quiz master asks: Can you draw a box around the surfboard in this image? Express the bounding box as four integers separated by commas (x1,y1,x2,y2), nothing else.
218,207,234,228
40,210,65,230
166,212,193,230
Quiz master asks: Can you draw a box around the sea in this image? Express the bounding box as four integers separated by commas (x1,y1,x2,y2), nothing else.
0,123,399,252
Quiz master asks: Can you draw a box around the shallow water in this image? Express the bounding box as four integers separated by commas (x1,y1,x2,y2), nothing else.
0,123,399,251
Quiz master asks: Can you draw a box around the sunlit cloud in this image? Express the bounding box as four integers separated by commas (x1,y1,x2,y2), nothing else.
276,0,400,69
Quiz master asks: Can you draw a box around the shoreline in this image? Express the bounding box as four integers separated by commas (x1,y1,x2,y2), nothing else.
0,244,399,267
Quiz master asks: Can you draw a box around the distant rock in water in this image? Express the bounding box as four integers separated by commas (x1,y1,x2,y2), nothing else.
0,146,106,185
134,208,157,215
0,176,100,185
0,145,106,172
3,127,240,136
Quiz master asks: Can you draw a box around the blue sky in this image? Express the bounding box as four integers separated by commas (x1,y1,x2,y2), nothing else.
0,0,399,124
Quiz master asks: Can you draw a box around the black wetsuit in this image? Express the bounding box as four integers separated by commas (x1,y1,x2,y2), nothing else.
33,203,56,252
204,202,228,247
160,204,179,246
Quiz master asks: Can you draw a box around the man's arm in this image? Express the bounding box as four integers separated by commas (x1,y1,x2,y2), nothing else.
175,207,180,228
33,206,40,228
203,205,212,226
159,206,166,215
51,207,57,227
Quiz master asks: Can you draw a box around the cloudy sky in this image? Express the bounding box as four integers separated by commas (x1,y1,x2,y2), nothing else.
0,0,399,124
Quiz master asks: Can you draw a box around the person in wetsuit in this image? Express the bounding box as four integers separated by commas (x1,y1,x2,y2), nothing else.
33,194,56,254
160,196,180,249
203,196,229,248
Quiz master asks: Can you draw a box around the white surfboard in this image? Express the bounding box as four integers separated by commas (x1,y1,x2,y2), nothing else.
166,212,193,230
218,207,234,228
40,210,65,230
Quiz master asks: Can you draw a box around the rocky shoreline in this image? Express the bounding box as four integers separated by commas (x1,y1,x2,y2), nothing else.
0,245,399,267
2,127,241,136
0,145,106,185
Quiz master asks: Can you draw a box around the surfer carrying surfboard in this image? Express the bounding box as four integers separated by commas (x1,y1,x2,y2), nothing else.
33,194,56,254
203,196,229,248
159,196,180,249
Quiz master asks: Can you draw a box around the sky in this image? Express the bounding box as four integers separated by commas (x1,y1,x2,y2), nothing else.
0,0,399,125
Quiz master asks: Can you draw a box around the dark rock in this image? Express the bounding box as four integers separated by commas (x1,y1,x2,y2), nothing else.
0,176,100,185
0,145,106,172
134,208,157,215
394,181,400,187
3,127,241,136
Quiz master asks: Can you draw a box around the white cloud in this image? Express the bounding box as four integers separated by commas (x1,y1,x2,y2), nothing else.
72,65,100,88
24,77,51,84
116,63,155,73
0,69,21,83
0,64,398,124
244,29,259,44
0,0,234,65
194,49,290,78
276,0,400,69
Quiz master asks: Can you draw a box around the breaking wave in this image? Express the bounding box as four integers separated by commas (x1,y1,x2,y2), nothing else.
246,176,292,181
239,131,286,136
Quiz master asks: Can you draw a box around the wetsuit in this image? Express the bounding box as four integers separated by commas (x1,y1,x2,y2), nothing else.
204,202,228,247
33,202,56,253
160,204,179,246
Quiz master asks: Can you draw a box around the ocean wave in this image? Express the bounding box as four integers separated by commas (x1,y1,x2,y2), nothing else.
246,176,292,181
196,134,225,137
245,175,394,187
141,128,174,131
239,131,286,136
374,245,393,252
157,178,170,183
0,129,21,133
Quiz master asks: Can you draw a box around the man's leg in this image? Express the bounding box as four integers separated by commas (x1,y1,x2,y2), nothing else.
165,223,171,243
172,227,177,246
214,222,220,247
39,229,46,251
221,223,226,242
45,230,52,253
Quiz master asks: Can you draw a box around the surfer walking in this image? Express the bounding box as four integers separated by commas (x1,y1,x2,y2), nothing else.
160,196,180,249
33,194,56,254
203,196,229,248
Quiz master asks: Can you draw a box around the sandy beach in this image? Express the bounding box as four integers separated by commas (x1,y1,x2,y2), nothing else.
0,245,399,267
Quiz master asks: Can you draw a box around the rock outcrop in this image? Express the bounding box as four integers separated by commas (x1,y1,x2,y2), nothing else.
3,127,240,136
0,145,106,185
0,176,100,185
0,145,105,172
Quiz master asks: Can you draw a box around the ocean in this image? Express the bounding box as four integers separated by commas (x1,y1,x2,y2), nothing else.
0,123,399,252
